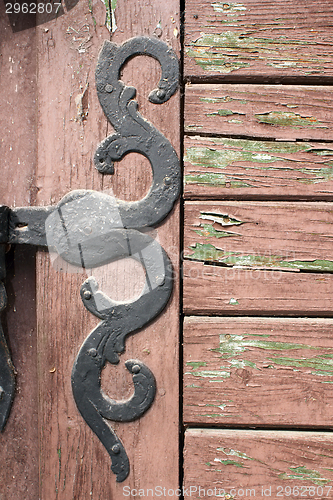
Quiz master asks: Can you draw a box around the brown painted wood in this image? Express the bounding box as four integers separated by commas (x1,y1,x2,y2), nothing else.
185,84,333,141
0,6,39,499
184,201,333,265
184,0,333,79
184,136,333,200
34,1,180,499
184,317,333,427
183,260,333,316
184,428,333,498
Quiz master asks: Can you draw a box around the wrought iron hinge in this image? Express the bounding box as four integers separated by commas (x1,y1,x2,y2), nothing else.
0,36,180,482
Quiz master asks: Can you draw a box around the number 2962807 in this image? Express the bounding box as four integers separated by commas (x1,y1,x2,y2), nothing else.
5,2,62,14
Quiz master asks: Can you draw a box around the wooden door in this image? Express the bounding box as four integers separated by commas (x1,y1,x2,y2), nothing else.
0,0,180,498
183,0,333,497
3,0,333,499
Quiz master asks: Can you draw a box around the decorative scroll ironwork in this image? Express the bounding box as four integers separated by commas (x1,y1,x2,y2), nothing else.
71,37,180,482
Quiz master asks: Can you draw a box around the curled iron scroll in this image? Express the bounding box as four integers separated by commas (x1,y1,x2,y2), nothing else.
68,37,180,482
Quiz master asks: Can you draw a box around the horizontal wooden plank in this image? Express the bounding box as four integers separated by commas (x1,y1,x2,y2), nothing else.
184,0,333,78
183,260,333,315
184,201,333,267
184,136,333,200
185,84,333,141
184,429,333,498
184,317,333,427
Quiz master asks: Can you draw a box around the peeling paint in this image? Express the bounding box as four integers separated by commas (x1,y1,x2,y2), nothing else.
187,361,207,369
199,212,243,226
255,111,328,129
207,109,245,117
213,458,245,467
101,0,117,32
185,172,253,188
215,334,314,359
185,242,333,272
211,2,247,15
184,140,333,187
217,447,253,461
185,369,230,379
187,30,322,74
193,223,240,239
199,96,247,104
279,466,331,486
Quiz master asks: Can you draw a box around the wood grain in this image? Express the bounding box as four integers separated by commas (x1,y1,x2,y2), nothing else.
0,6,39,499
184,317,333,427
35,0,180,498
184,428,333,498
184,136,333,200
185,84,333,141
184,0,333,79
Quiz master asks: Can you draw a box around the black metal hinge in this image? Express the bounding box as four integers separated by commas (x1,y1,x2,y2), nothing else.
0,36,179,483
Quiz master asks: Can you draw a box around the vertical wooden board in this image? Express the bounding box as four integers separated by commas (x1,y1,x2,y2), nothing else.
35,0,180,498
0,7,39,499
184,317,333,427
184,136,333,200
184,84,333,141
184,0,333,79
184,429,333,499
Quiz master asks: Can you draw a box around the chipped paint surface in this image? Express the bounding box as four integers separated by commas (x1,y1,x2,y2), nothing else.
184,139,333,188
187,31,320,74
185,2,333,76
279,466,331,485
199,211,243,226
101,0,117,32
185,242,333,272
255,111,328,129
206,447,332,486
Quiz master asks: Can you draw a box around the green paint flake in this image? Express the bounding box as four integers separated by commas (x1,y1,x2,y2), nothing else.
279,466,331,486
200,96,247,104
185,242,333,272
193,223,240,239
214,458,245,467
228,119,243,124
200,212,243,226
186,361,207,369
217,447,254,461
229,298,239,305
101,0,117,32
187,369,230,379
255,111,328,129
207,109,245,117
214,334,314,360
211,2,247,15
185,172,253,188
184,141,333,186
270,354,333,375
188,31,319,74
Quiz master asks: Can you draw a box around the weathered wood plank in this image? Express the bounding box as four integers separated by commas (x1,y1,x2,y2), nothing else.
184,136,333,200
185,84,333,141
183,201,333,314
184,201,333,268
35,0,180,498
184,429,333,497
0,7,39,499
184,317,333,426
183,259,333,316
184,0,333,79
